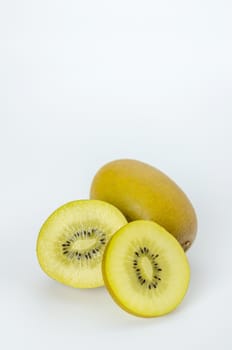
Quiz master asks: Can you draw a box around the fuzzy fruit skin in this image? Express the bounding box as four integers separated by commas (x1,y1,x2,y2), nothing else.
90,159,197,250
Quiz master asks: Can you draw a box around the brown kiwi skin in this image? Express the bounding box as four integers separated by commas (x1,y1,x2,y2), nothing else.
90,159,197,251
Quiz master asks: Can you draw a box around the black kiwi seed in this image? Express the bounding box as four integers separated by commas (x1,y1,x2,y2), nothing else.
132,248,163,290
61,227,106,261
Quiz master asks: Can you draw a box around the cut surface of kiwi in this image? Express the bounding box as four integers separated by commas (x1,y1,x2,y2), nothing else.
102,220,190,317
36,200,127,288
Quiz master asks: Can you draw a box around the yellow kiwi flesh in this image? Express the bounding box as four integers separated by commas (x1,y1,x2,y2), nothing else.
90,159,197,250
36,200,127,288
102,220,190,317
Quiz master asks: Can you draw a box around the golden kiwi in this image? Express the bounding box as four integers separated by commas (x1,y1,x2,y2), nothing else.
36,200,127,288
90,159,197,250
102,220,190,317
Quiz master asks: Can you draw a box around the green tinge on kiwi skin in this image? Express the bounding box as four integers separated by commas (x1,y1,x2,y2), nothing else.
90,159,198,251
102,220,190,318
36,199,128,289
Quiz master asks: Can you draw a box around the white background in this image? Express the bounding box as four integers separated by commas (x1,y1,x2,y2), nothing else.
0,1,232,349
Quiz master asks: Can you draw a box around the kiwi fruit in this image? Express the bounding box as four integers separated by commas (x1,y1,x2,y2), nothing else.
36,200,127,288
90,159,197,250
102,220,190,317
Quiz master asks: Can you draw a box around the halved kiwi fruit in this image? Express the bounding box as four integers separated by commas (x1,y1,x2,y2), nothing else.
102,220,190,317
36,200,127,288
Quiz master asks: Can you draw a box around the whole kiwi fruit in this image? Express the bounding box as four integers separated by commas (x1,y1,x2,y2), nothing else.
90,159,197,250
